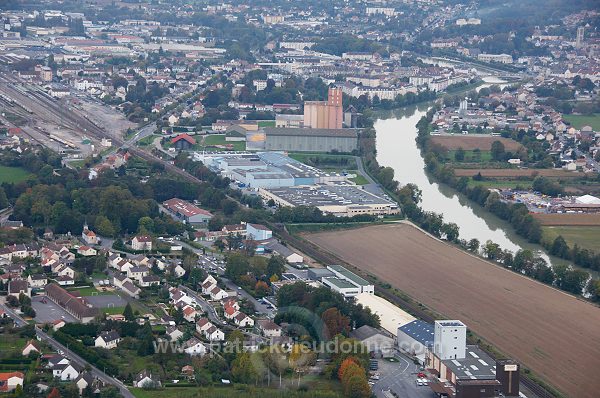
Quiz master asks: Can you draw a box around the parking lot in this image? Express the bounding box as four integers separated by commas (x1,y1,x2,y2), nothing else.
85,294,127,308
32,296,78,323
372,354,436,398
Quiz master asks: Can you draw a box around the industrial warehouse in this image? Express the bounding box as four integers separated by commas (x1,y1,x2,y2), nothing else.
258,184,399,217
194,151,346,188
262,127,359,153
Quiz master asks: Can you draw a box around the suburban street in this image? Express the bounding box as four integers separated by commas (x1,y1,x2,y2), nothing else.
0,302,135,398
179,284,222,324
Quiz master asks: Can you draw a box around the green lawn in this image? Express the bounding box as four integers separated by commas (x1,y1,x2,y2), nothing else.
563,114,600,131
137,134,159,147
0,165,32,183
103,306,126,315
68,160,86,169
348,173,369,186
542,226,600,252
202,134,246,151
0,336,27,353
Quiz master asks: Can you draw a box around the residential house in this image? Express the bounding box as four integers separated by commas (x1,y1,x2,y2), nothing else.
52,319,66,331
55,264,75,279
53,362,81,381
0,372,24,392
21,340,40,356
168,262,186,278
27,274,48,289
140,275,161,287
131,236,153,251
127,266,150,282
166,326,184,341
94,331,121,349
204,325,225,342
234,312,254,328
195,318,213,334
74,372,99,395
8,279,30,298
210,286,228,301
182,305,198,322
182,337,207,356
257,319,282,337
77,246,97,256
134,370,161,388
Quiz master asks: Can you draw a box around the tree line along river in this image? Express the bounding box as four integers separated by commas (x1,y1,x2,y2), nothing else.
373,78,595,276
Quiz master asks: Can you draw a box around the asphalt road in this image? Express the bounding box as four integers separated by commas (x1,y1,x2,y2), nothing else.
0,302,135,398
179,285,222,324
372,354,435,398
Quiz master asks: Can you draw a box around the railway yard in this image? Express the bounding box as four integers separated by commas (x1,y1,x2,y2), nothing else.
0,71,132,153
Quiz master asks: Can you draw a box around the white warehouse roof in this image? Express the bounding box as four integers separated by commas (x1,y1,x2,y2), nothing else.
355,293,415,336
576,194,600,205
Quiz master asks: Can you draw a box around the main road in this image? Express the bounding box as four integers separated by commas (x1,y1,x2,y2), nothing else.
0,303,135,398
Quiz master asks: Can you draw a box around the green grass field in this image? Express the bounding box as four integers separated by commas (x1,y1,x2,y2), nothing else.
0,165,32,183
563,114,600,131
103,306,126,315
137,134,160,147
348,173,369,185
202,134,246,151
0,336,27,353
542,226,600,252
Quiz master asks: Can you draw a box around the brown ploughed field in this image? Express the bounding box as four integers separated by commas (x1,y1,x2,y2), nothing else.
453,168,582,178
431,135,523,151
307,223,600,398
534,213,600,226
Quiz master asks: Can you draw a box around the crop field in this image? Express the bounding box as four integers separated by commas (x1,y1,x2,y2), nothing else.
431,136,523,151
306,223,600,398
542,226,600,252
453,168,582,178
533,213,600,226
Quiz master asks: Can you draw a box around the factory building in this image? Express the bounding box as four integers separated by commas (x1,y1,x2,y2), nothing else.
397,320,434,362
263,127,358,153
303,87,343,129
195,152,346,189
258,184,399,217
163,198,213,225
327,265,374,294
426,320,520,398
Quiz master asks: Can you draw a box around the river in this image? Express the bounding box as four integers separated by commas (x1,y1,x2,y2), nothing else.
374,79,582,272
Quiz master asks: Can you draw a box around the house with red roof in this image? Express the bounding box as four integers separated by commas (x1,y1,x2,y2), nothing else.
171,134,196,150
0,372,24,392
